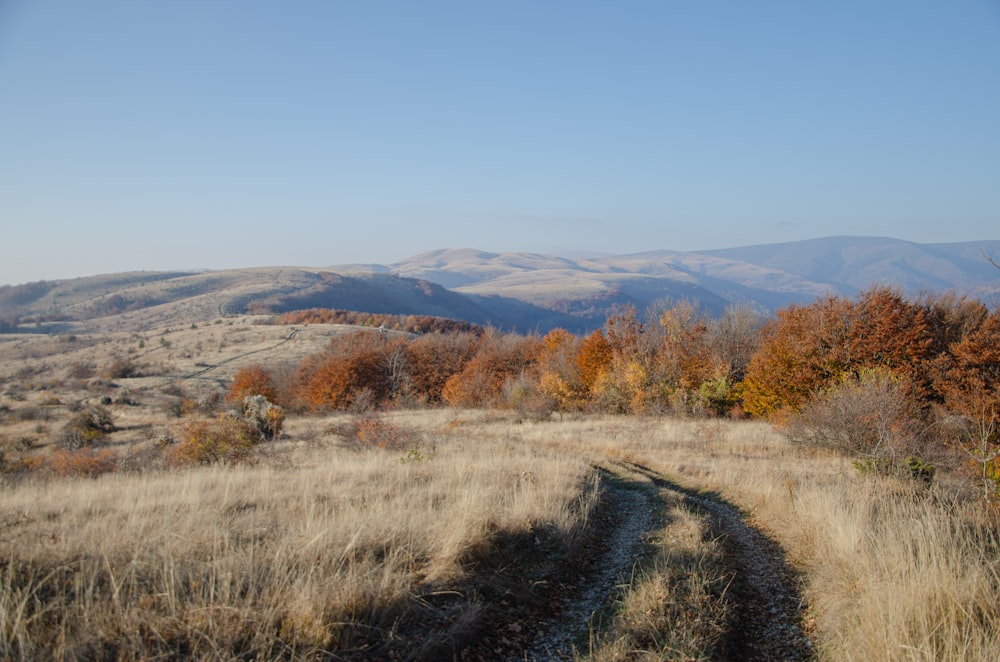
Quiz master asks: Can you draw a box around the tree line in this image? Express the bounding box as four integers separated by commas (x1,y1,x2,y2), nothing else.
233,288,1000,492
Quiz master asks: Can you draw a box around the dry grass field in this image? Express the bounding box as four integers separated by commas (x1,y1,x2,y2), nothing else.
2,316,1000,659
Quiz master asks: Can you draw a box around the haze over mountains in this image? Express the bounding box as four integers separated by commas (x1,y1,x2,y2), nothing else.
2,237,998,334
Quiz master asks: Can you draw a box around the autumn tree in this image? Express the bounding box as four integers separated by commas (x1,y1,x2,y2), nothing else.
741,296,854,419
742,289,935,420
402,332,479,405
226,365,278,405
931,310,1000,498
294,331,404,410
941,309,1000,414
577,329,612,396
536,328,586,411
441,330,541,409
586,305,674,412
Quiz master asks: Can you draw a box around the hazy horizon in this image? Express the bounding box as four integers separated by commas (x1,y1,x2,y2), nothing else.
2,2,999,285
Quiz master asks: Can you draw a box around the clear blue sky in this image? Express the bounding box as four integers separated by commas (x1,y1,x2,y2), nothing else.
2,1,999,285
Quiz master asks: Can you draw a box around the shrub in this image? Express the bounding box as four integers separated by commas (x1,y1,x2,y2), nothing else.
167,414,259,466
505,374,556,421
46,447,118,478
328,397,416,449
240,395,285,441
226,365,277,404
697,377,739,417
787,369,924,476
103,356,139,379
441,331,541,408
60,405,115,450
66,362,95,380
295,332,399,410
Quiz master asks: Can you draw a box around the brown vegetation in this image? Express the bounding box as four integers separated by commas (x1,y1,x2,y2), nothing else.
2,280,1000,658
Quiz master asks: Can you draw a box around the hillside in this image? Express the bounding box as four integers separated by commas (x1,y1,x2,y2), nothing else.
2,237,998,335
347,236,1000,319
704,236,1000,299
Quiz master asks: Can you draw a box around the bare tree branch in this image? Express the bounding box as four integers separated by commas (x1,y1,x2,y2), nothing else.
984,249,1000,271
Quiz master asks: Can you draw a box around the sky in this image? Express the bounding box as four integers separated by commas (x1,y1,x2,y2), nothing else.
1,1,999,285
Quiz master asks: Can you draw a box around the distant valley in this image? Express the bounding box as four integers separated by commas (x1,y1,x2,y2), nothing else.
2,236,998,334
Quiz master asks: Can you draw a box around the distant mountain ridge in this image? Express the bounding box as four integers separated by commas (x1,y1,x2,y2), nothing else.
346,236,1000,317
2,237,998,335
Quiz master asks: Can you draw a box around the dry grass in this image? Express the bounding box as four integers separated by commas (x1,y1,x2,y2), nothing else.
501,415,1000,661
2,326,1000,662
0,424,599,659
586,499,728,661
419,415,1000,660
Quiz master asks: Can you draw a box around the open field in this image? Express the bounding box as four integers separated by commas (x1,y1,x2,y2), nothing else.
2,319,1000,659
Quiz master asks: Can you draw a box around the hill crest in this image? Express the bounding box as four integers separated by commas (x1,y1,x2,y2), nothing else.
2,237,998,334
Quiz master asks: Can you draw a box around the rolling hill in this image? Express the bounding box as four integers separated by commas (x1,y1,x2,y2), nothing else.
1,237,998,335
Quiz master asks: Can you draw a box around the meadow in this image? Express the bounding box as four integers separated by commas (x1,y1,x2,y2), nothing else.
1,303,999,659
2,407,998,659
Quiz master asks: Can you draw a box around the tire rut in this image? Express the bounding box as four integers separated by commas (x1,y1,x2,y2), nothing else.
513,471,657,660
615,460,815,661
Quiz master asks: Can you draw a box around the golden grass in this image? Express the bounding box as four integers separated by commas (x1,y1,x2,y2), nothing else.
0,428,598,659
586,500,728,661
2,406,999,659
424,414,1000,660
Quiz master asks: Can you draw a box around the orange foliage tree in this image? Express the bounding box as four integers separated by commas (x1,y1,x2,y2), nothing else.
741,297,844,418
536,328,586,411
741,289,935,420
934,310,1000,416
295,332,406,410
929,310,1000,499
442,331,542,408
402,332,479,405
226,365,277,404
576,329,612,397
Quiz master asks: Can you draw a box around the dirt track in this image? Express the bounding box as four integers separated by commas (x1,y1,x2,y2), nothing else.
471,461,815,660
618,461,815,661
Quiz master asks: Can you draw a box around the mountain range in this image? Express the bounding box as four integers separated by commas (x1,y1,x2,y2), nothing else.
2,236,998,334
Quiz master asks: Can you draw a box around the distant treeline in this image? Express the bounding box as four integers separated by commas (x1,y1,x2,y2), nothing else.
272,308,483,335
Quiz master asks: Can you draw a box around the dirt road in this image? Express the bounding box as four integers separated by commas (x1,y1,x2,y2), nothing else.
466,461,815,660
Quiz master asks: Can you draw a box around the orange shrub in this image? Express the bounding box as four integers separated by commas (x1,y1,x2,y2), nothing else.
403,332,479,404
295,333,399,410
577,330,612,394
167,415,259,467
46,447,118,478
226,365,277,404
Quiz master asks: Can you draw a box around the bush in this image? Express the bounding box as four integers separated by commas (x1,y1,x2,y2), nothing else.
697,377,739,417
103,356,139,379
226,365,277,404
61,405,115,450
787,369,924,476
240,395,285,441
46,447,118,478
328,398,416,450
167,414,259,466
166,395,284,467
